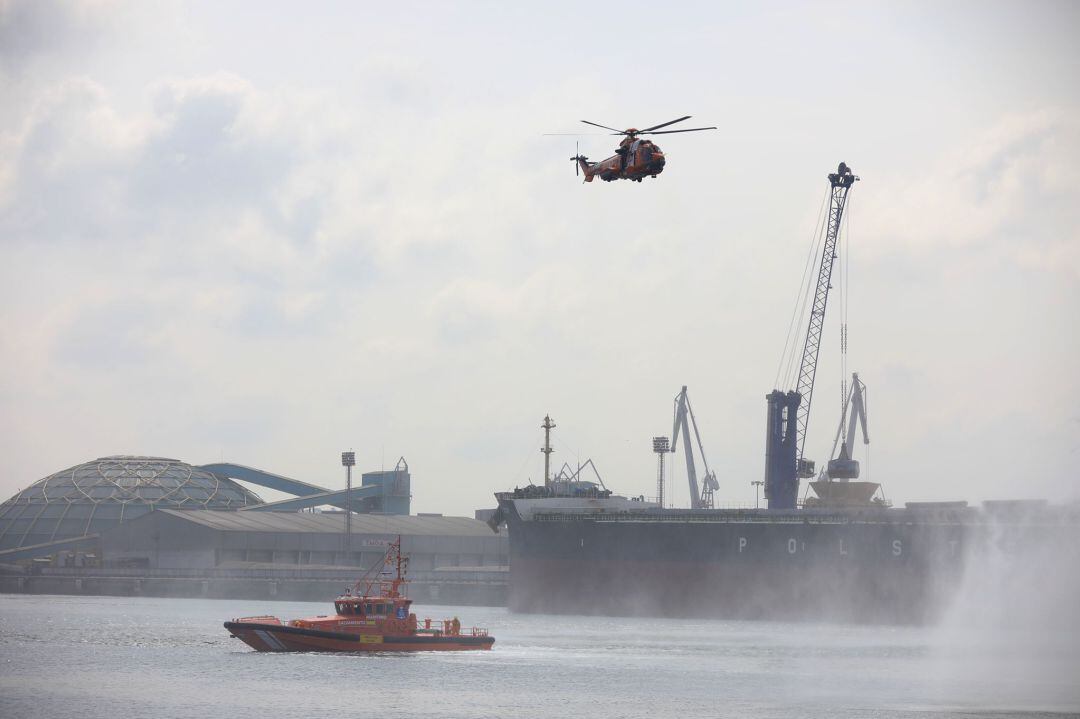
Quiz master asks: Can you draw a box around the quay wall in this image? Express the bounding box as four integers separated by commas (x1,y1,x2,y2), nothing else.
0,568,507,606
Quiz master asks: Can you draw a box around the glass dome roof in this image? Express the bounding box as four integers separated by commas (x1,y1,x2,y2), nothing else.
0,456,263,550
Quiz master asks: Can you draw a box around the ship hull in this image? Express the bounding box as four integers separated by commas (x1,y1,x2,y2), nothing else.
224,622,494,652
497,497,1073,624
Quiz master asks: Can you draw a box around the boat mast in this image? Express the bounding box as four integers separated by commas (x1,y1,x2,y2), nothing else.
389,535,408,597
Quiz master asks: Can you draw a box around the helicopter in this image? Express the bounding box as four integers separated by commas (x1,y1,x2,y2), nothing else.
566,116,716,183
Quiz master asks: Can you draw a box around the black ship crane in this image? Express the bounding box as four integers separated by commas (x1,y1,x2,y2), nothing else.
671,385,720,509
765,162,859,510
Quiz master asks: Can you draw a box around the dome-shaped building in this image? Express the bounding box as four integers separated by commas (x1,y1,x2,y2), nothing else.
0,456,263,550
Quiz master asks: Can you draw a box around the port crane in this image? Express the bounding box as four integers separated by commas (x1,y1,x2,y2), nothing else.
803,372,886,508
822,372,869,481
765,162,858,509
671,386,720,509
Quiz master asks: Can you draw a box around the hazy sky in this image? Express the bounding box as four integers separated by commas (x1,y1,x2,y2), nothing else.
1,0,1077,515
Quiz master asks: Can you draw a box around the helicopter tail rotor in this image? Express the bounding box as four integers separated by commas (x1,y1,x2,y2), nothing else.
571,153,594,182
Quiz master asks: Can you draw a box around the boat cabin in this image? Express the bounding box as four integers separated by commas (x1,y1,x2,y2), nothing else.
334,595,412,619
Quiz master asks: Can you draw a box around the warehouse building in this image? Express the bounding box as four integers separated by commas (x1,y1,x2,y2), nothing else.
0,456,263,555
0,455,507,607
102,509,506,571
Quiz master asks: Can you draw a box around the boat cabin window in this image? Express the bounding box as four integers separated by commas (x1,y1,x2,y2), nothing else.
375,603,385,615
365,603,373,614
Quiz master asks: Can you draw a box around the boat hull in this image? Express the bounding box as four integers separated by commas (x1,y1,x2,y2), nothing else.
224,622,494,652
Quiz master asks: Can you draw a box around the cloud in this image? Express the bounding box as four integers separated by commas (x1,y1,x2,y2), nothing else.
0,0,114,76
859,109,1080,277
0,74,307,251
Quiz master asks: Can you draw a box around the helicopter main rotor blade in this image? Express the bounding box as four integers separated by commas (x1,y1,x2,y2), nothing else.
639,116,692,133
643,126,718,135
581,119,626,134
542,133,607,136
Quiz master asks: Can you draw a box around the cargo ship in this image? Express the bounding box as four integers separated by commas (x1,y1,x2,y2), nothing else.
488,163,1078,624
492,482,1078,624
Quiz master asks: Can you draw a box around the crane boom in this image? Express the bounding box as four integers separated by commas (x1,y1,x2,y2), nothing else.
794,163,858,468
843,374,869,459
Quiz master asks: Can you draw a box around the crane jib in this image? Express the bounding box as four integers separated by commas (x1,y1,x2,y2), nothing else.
794,167,858,467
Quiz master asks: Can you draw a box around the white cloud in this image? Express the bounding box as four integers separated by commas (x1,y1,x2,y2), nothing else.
859,109,1080,276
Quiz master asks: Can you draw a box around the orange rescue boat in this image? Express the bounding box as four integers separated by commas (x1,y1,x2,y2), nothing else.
224,537,494,652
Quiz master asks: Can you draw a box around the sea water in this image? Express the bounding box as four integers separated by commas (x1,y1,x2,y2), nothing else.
0,593,1076,718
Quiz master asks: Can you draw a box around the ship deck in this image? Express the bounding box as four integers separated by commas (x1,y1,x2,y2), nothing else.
531,506,989,525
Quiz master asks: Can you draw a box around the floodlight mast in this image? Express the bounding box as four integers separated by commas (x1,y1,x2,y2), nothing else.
341,451,355,556
653,436,670,509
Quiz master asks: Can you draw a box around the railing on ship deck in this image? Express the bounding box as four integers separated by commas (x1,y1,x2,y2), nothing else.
418,618,489,637
531,507,973,525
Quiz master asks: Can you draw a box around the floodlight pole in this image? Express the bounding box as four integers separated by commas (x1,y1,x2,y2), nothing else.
342,451,356,559
653,436,670,509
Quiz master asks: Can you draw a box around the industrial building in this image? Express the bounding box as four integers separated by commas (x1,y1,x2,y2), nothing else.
103,509,506,571
0,455,508,605
0,456,262,552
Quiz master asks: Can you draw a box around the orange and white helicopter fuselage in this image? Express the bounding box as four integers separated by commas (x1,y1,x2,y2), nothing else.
576,135,666,183
563,116,715,183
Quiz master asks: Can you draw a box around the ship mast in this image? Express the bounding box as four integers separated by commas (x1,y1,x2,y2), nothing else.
541,415,555,488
